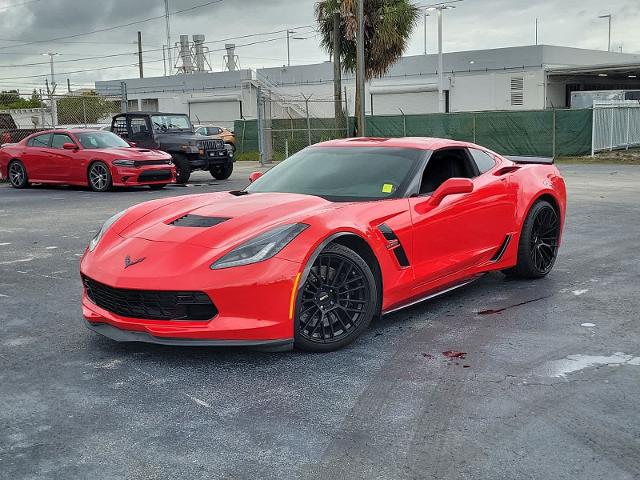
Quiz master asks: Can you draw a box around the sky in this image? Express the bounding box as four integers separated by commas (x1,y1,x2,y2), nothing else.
0,0,638,94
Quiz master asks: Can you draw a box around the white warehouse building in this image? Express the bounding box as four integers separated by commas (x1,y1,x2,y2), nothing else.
95,45,640,127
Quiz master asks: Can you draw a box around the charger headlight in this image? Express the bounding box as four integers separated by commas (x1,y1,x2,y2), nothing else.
88,210,126,251
211,223,308,270
112,159,136,167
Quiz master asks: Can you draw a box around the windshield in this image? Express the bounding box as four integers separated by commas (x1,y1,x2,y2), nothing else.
246,146,424,201
76,131,130,149
151,115,192,131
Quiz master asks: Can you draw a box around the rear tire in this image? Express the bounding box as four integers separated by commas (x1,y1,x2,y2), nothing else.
294,244,377,352
503,200,560,279
8,160,29,189
172,153,191,184
88,161,112,192
210,163,233,180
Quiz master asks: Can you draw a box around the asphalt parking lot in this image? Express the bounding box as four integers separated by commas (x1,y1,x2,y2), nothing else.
1,162,639,479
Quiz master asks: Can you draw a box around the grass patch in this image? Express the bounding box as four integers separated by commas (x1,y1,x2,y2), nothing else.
557,148,640,165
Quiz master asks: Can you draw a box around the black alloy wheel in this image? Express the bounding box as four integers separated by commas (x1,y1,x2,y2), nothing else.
504,200,560,279
8,160,29,188
295,244,377,352
210,163,233,180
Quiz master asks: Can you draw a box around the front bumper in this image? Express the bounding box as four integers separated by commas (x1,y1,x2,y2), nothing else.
80,243,301,345
111,164,176,186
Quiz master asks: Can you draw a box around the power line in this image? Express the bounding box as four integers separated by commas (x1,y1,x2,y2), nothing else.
0,0,41,13
0,0,224,51
0,25,316,69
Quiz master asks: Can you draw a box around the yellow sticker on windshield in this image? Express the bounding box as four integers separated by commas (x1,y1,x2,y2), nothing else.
382,183,394,193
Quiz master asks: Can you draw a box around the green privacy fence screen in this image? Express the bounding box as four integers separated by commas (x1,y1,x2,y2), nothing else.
235,109,593,158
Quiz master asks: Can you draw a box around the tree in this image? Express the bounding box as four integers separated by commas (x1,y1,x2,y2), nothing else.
56,92,119,125
315,0,419,135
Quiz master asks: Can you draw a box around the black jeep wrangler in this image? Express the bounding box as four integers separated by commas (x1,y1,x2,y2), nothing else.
110,112,234,183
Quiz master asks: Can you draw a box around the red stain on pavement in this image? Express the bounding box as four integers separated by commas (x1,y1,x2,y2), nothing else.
442,350,467,359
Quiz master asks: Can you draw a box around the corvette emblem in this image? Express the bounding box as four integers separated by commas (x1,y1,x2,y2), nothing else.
124,255,146,269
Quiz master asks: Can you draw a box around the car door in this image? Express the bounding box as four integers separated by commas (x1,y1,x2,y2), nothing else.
48,133,77,181
408,147,514,292
23,133,52,180
128,116,154,148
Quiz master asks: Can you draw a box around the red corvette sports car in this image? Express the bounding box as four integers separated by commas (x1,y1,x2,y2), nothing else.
80,137,566,352
0,129,175,192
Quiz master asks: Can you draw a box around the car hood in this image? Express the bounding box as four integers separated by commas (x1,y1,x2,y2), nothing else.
88,147,171,159
119,192,340,250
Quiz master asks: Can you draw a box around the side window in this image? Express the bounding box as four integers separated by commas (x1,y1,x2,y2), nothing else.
27,133,52,147
129,117,151,139
212,127,222,135
469,149,496,174
51,134,74,149
419,148,477,195
112,117,128,138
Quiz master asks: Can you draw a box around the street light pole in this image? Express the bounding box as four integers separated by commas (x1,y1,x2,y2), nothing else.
598,14,611,52
42,52,59,127
287,30,291,66
423,11,429,55
437,8,444,112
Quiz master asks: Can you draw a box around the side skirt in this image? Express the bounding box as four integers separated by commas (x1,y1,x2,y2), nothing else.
382,275,482,316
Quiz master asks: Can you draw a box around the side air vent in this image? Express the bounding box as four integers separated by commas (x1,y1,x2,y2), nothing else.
169,214,230,228
378,223,410,268
490,234,512,262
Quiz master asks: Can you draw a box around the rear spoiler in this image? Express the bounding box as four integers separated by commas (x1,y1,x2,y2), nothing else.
506,156,554,165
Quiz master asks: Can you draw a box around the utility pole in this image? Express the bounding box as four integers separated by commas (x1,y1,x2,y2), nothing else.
287,30,292,67
43,52,59,127
137,31,144,78
164,0,172,74
67,78,71,93
355,0,365,136
535,18,538,45
333,11,343,129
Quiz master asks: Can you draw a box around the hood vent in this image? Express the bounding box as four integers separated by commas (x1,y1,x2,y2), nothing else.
169,214,230,228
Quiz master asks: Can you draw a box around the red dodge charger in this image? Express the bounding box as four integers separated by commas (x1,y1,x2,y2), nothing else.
80,137,566,352
0,129,175,192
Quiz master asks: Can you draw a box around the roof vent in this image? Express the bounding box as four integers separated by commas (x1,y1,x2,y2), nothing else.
169,215,230,228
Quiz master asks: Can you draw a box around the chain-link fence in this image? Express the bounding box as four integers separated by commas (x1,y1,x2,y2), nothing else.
235,108,593,160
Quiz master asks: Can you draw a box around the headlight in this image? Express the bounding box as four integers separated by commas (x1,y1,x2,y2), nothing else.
211,223,308,270
112,159,136,167
180,144,199,153
88,210,126,252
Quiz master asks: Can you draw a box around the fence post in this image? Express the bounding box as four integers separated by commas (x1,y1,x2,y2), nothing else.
304,94,312,146
39,89,45,128
257,86,264,166
609,107,614,151
625,106,631,150
285,139,289,159
591,104,596,157
344,88,349,138
552,109,556,158
399,108,406,137
472,112,476,143
82,98,87,127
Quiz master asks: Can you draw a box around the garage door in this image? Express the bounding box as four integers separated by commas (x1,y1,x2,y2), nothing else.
188,100,240,128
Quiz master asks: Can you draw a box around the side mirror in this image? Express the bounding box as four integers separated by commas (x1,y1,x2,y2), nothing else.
62,142,78,150
428,178,473,206
249,171,263,183
128,141,137,147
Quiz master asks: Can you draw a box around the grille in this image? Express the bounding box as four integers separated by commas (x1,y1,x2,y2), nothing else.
201,139,224,151
133,159,172,167
138,169,172,182
83,276,217,321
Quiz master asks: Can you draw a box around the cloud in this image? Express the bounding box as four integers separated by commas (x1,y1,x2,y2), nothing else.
0,0,637,91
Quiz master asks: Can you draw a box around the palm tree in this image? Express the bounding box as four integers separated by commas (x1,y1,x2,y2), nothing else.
315,0,420,136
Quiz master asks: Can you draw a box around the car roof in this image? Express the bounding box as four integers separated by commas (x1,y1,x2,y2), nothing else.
24,128,112,138
315,137,476,150
115,111,187,116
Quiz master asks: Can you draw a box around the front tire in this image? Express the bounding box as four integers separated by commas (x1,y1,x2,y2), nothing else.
88,161,112,192
294,244,377,352
172,154,191,184
210,163,233,180
8,160,29,189
504,200,560,279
